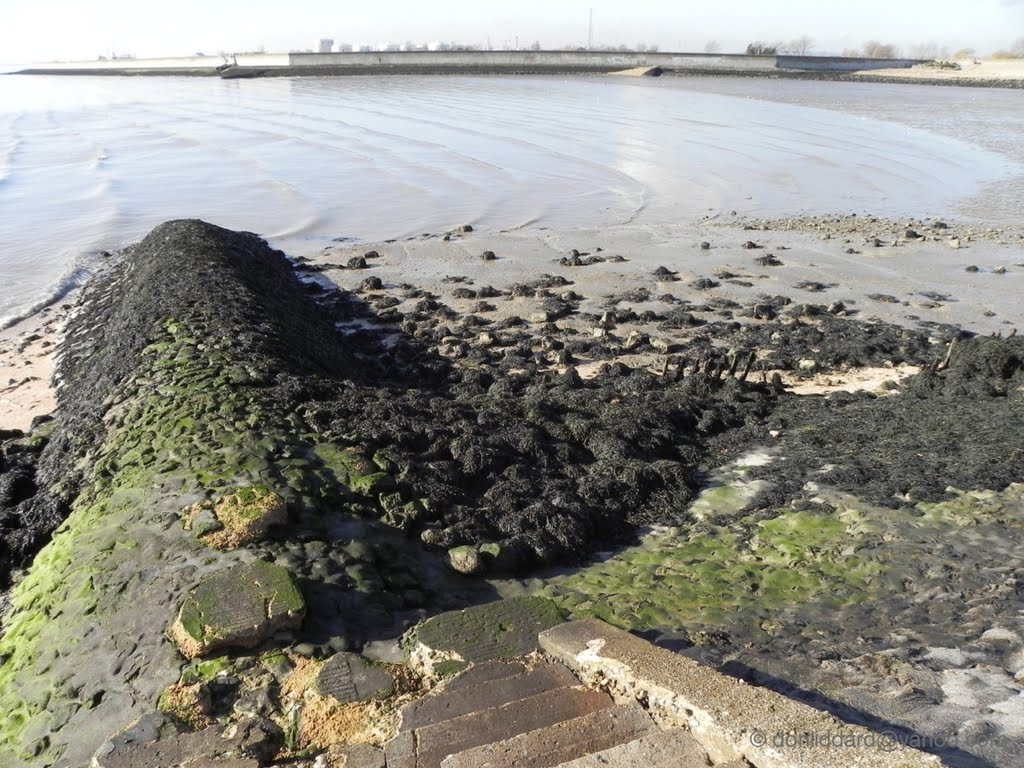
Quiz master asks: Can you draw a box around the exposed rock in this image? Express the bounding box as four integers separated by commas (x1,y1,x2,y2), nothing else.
170,560,305,659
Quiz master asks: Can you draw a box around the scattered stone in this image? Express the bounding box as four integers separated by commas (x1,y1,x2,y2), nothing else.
754,254,782,267
689,278,719,291
700,241,711,250
447,545,485,575
742,241,762,250
363,250,381,259
868,293,901,304
316,652,394,704
359,276,384,291
948,238,961,250
993,266,1007,274
965,265,980,273
170,560,305,659
346,256,368,270
459,225,474,233
481,251,497,261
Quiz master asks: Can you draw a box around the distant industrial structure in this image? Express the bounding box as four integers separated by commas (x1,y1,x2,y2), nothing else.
318,38,334,53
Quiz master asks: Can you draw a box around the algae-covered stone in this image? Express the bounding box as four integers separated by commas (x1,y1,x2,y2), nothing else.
185,485,287,550
316,652,394,703
408,597,564,672
170,560,305,659
447,544,485,575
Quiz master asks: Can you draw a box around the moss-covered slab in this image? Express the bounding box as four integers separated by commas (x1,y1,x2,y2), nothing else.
315,652,394,704
408,597,564,672
170,560,305,659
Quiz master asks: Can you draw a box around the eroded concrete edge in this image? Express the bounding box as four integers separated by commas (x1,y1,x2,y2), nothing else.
539,619,946,768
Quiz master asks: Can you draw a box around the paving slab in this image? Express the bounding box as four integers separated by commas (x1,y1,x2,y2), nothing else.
401,663,579,731
552,728,711,768
316,652,394,703
440,702,657,768
539,619,946,768
413,686,614,768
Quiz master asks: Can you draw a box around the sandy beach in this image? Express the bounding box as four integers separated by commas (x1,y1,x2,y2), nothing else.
856,58,1024,85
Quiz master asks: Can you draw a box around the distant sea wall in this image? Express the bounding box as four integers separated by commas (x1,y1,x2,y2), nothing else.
16,50,925,78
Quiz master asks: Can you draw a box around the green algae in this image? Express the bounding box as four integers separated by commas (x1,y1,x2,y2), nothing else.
544,507,885,638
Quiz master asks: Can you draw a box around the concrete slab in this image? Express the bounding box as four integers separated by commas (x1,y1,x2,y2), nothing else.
552,728,711,768
413,686,614,768
539,620,946,768
401,663,580,731
410,596,564,668
440,702,656,768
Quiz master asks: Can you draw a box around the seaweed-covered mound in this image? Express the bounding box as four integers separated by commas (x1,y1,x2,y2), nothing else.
743,334,1024,508
1,220,354,587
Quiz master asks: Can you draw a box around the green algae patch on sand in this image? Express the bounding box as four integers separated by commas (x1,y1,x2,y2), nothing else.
544,507,885,637
914,483,1024,528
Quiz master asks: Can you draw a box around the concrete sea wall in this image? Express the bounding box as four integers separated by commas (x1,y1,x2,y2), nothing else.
17,50,926,77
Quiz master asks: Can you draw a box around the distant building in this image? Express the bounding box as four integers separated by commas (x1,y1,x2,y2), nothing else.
383,42,401,52
428,41,452,52
337,43,353,53
357,44,373,53
318,38,334,53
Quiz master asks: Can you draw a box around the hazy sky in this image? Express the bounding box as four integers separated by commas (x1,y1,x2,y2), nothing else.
2,0,1022,63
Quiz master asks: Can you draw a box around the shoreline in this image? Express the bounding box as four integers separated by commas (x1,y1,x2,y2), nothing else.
2,212,1022,432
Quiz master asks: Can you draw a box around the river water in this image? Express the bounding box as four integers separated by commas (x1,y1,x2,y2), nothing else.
0,73,1020,327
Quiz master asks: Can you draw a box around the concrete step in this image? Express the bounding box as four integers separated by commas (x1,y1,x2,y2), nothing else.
440,702,656,768
385,685,614,768
442,659,528,692
552,728,711,768
400,662,580,732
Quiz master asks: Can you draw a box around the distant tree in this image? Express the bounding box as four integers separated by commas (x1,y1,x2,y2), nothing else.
841,48,861,58
952,47,976,60
781,35,813,55
636,43,648,52
648,44,659,52
746,41,779,55
862,41,901,59
909,42,949,60
704,40,721,53
530,40,542,51
1012,37,1024,56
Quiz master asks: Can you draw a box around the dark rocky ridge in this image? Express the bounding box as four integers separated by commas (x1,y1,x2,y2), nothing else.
1,219,1022,766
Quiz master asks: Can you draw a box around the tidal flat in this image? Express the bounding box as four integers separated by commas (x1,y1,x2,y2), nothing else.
0,211,1021,767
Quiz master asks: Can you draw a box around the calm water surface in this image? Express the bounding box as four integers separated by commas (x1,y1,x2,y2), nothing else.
0,73,1019,327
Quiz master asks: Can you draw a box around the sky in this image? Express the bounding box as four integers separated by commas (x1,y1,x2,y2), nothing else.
1,0,1022,64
